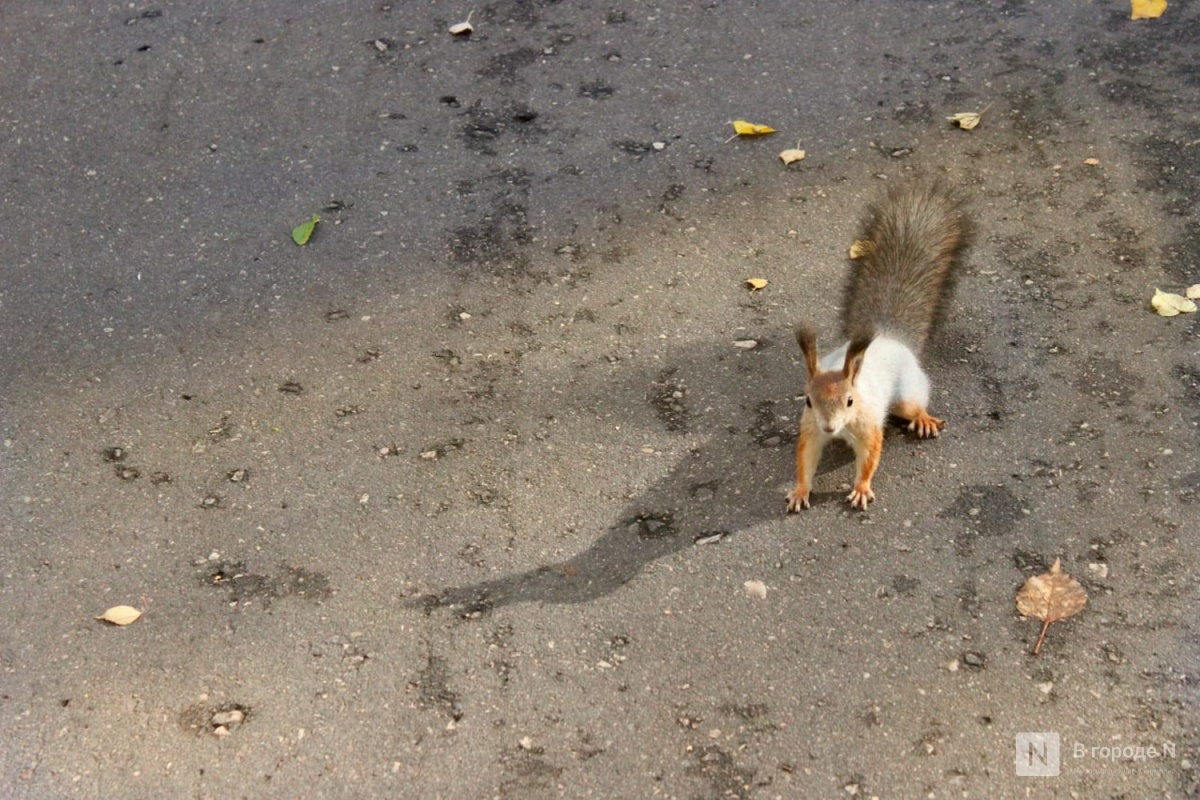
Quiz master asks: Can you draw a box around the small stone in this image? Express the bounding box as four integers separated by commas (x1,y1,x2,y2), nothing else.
211,709,245,727
519,736,534,750
962,651,986,668
743,580,767,599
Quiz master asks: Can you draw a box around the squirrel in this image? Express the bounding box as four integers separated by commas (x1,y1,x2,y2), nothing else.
786,178,971,512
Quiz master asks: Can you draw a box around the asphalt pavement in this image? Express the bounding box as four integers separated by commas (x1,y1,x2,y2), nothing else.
2,2,1198,798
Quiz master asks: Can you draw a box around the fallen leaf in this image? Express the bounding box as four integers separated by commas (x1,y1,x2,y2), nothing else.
746,278,768,291
779,148,806,166
1151,288,1197,316
291,214,319,246
1082,157,1101,166
1130,0,1167,19
1186,284,1200,300
96,605,143,626
727,120,777,142
743,580,767,599
1015,558,1087,656
849,239,874,260
732,339,758,350
946,102,992,131
449,11,474,35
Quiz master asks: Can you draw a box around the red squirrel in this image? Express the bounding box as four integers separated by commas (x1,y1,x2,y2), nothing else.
787,179,972,512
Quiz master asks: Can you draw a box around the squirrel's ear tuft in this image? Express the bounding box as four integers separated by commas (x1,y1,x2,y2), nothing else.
843,330,874,383
794,323,820,378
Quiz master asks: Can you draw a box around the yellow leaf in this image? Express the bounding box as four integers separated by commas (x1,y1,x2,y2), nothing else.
779,148,806,165
1185,284,1200,299
1151,288,1197,316
946,102,992,131
97,605,143,626
1130,0,1166,19
746,278,768,291
1082,157,1101,166
730,120,777,137
849,239,874,260
946,112,982,130
1015,559,1087,656
449,11,474,35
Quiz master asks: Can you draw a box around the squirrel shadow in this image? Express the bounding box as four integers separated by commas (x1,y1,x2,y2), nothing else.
419,339,857,614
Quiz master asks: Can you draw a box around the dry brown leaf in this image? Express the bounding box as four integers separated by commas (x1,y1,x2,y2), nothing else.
1015,558,1087,656
849,239,874,260
779,148,806,166
96,605,143,626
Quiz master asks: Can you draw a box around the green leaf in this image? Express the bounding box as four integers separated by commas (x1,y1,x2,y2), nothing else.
291,214,319,246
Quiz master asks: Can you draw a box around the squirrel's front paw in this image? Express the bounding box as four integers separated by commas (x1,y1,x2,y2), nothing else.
907,411,946,439
847,484,875,510
786,487,811,512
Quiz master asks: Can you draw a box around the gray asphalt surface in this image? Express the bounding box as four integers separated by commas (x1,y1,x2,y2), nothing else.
2,2,1198,798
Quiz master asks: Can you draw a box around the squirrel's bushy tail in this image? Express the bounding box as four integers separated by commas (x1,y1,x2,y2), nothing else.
842,179,971,353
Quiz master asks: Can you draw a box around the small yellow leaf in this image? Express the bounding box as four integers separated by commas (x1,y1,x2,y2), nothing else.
779,148,806,165
1130,0,1167,19
849,239,874,260
1082,157,1101,166
947,102,993,131
947,112,982,130
449,11,474,35
746,278,768,291
97,605,143,626
730,120,777,137
1185,284,1200,299
1151,288,1197,316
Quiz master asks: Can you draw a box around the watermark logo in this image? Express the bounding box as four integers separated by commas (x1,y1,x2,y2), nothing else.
1015,732,1060,777
1015,733,1176,776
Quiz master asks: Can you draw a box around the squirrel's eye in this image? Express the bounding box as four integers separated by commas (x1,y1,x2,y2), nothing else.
846,396,854,407
804,396,812,408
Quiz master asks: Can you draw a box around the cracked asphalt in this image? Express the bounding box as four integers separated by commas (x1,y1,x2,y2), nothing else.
2,2,1198,798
